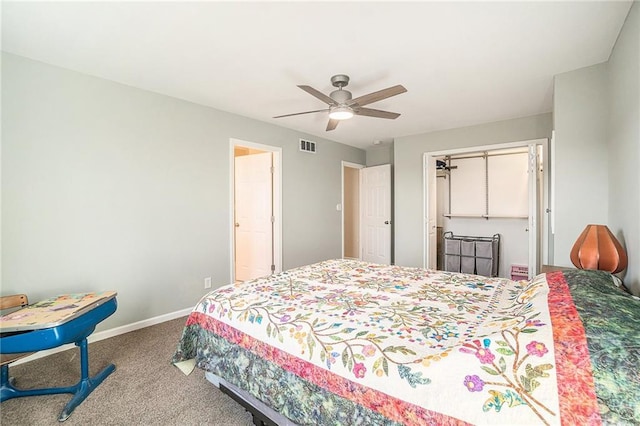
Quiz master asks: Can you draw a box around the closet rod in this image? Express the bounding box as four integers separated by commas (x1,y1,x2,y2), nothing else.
445,150,528,161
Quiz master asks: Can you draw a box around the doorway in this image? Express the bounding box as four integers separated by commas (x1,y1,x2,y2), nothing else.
423,139,548,279
341,162,392,265
342,162,364,259
230,139,282,283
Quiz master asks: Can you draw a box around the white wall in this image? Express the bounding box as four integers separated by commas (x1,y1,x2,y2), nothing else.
441,218,528,279
439,150,530,278
552,63,609,268
394,113,552,268
607,1,639,294
1,53,365,329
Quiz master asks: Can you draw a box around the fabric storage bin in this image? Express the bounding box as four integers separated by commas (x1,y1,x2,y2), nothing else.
443,232,500,277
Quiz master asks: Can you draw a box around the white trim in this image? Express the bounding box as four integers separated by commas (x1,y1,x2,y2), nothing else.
528,144,539,278
425,139,546,158
11,307,194,366
229,138,283,283
550,130,556,236
545,131,555,265
341,161,365,259
422,154,428,269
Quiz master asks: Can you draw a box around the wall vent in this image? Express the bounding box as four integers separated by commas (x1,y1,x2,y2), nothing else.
299,139,316,154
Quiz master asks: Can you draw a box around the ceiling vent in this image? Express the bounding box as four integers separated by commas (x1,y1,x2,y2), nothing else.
299,138,316,154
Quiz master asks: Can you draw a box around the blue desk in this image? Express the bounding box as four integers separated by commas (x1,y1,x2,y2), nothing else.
0,292,117,421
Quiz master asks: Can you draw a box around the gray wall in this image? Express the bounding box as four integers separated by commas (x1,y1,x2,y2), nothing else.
393,1,639,294
552,63,609,268
366,144,394,166
551,1,639,295
394,113,552,267
608,1,639,294
1,53,364,329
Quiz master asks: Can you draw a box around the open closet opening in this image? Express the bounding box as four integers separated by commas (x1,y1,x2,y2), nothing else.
424,139,548,279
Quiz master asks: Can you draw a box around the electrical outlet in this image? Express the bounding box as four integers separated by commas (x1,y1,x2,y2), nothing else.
204,277,212,289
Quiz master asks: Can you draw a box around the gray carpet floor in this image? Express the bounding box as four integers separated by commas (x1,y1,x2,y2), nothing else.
0,317,254,425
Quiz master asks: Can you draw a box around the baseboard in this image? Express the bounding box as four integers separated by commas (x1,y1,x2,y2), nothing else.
12,307,194,366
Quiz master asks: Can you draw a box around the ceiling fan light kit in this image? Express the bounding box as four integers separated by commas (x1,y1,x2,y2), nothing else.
274,74,407,131
329,106,354,120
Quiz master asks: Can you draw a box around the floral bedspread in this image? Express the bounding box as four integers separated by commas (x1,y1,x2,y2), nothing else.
173,259,632,425
549,269,640,425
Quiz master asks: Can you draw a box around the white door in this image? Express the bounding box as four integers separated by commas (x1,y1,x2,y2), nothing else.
424,156,437,269
361,164,391,264
235,152,273,281
527,144,540,278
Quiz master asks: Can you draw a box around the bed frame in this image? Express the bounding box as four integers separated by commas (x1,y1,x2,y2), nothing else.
205,372,296,426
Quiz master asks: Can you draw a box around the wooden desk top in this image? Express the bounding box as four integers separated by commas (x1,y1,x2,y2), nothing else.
0,291,117,333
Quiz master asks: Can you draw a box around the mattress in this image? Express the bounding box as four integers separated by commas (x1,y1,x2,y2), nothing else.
173,259,640,425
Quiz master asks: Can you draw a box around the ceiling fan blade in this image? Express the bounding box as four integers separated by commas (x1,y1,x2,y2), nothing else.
273,108,329,119
349,85,407,107
354,107,401,119
326,119,339,131
298,85,337,106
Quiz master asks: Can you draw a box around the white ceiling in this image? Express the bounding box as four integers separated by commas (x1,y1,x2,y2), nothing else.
1,1,632,150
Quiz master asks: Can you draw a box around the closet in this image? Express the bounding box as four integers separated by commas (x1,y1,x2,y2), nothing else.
432,146,539,279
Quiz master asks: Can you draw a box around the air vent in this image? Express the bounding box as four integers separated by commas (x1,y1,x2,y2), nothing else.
299,139,316,154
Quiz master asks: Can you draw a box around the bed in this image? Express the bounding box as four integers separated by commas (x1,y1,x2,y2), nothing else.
172,259,640,425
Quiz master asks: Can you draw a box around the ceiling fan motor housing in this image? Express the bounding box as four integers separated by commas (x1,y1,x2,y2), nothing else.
330,89,352,104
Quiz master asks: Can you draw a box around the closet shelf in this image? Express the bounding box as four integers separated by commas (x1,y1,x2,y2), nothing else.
443,214,528,219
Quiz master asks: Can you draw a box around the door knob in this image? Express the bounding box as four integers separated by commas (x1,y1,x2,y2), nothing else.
384,221,391,225
235,223,240,227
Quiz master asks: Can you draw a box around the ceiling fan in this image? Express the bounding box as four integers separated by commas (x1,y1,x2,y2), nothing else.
273,74,407,131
